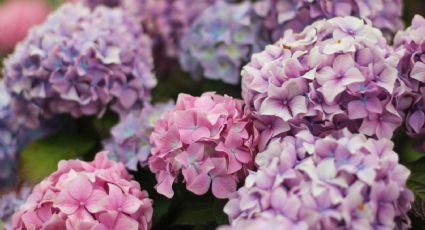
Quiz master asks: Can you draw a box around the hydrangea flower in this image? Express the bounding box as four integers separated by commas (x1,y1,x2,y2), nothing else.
77,0,146,21
224,129,413,229
0,82,22,188
179,1,263,85
144,0,216,58
149,92,259,199
0,187,32,229
11,152,153,229
254,0,403,42
104,101,174,170
218,216,304,230
394,15,425,136
242,16,402,150
3,3,156,129
0,0,50,52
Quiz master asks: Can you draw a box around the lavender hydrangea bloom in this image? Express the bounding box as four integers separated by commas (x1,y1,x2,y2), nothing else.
242,16,402,150
144,0,216,58
103,101,174,170
3,3,156,128
218,216,306,230
0,83,21,188
224,129,414,229
394,15,425,137
0,187,31,228
78,0,123,8
254,0,403,42
179,1,262,85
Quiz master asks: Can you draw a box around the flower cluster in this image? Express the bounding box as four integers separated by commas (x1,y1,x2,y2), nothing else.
242,16,402,150
179,1,262,85
77,0,130,8
0,0,50,52
254,0,403,42
394,15,425,136
149,92,258,199
3,3,156,128
0,187,32,228
224,129,413,229
144,0,216,58
104,101,174,170
218,216,299,230
11,152,153,229
0,82,21,188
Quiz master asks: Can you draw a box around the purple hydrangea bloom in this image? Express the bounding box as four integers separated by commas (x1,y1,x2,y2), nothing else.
103,101,174,170
0,187,31,229
78,0,124,8
144,0,216,58
0,82,21,188
224,129,414,229
394,15,425,137
242,16,403,150
254,0,403,42
3,3,156,128
179,1,263,85
218,216,306,230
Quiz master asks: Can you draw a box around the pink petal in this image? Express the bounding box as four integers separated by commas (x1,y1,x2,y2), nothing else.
119,89,138,109
365,97,383,114
376,122,395,139
121,194,143,214
321,81,345,103
68,176,93,202
316,67,336,85
341,67,364,85
411,62,425,83
289,95,307,117
333,54,354,73
55,191,79,215
211,176,236,199
155,173,175,198
186,173,211,195
347,100,367,119
86,189,107,213
114,214,139,230
408,110,425,134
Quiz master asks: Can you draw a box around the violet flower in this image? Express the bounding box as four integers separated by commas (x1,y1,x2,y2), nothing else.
242,16,402,149
224,129,413,229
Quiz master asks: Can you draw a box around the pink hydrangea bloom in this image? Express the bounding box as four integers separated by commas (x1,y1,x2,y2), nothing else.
11,152,153,230
0,0,50,52
242,16,403,150
149,92,259,199
224,129,414,229
394,15,425,137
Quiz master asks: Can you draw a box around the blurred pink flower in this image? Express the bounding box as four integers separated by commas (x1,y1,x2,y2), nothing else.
0,0,50,52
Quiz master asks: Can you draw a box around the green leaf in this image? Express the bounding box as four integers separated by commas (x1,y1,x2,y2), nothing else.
407,157,425,212
19,132,96,184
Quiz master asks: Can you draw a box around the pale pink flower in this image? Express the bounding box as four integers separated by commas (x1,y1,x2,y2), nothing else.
149,92,258,199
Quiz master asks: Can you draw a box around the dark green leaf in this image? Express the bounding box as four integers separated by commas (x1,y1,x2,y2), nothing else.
19,131,96,184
